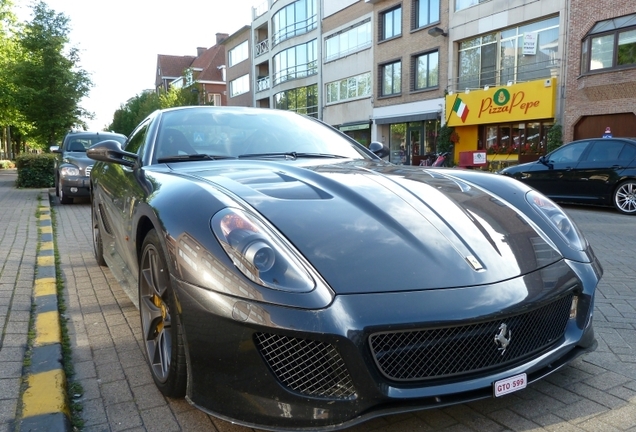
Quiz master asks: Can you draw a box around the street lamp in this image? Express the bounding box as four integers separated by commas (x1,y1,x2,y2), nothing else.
428,26,447,37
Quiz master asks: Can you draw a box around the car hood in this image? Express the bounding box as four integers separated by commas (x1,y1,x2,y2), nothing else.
181,160,563,294
62,153,92,168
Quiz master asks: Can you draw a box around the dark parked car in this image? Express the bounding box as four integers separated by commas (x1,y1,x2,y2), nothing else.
500,137,636,215
51,130,126,204
87,106,601,431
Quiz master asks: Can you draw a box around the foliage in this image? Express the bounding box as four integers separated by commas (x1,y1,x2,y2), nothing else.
159,86,198,109
11,1,92,148
0,159,15,168
108,87,198,136
437,124,456,154
109,90,160,136
546,123,563,154
14,152,55,187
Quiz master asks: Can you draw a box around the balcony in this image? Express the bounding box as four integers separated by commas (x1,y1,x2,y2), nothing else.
253,1,268,19
255,39,269,57
257,76,271,92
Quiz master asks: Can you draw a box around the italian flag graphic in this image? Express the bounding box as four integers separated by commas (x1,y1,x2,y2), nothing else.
452,98,469,123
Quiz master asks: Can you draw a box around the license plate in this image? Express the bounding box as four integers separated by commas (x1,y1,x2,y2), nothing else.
494,373,527,397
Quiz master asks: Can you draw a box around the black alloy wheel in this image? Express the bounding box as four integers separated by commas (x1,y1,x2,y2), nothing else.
613,180,636,215
139,229,187,397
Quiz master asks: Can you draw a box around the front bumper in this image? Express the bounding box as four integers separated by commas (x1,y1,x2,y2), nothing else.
59,176,90,197
173,258,600,431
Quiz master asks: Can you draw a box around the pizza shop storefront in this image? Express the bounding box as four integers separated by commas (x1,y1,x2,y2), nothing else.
445,78,558,169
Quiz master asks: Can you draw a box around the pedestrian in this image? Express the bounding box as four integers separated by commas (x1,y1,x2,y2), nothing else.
603,126,613,138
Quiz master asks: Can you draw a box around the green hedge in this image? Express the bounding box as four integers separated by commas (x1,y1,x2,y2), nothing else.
15,154,56,188
0,160,15,169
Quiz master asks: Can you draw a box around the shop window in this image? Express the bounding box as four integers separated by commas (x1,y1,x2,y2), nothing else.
456,16,559,91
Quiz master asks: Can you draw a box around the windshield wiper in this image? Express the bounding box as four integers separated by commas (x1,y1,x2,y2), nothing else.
238,152,346,160
157,154,235,163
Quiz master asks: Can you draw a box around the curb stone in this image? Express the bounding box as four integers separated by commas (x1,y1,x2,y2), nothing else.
18,195,71,432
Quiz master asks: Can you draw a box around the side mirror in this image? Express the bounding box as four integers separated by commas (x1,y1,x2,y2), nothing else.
87,140,138,168
369,141,390,159
49,145,61,153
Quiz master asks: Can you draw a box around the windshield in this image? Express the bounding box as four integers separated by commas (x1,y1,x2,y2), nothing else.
64,133,126,152
153,107,371,163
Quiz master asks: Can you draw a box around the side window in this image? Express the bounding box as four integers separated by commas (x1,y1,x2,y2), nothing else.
585,141,624,162
549,141,590,163
619,143,636,162
125,121,150,157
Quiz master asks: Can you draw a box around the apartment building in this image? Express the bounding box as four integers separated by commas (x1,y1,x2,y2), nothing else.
322,0,374,146
444,0,567,167
366,0,449,165
564,2,636,142
223,26,253,108
220,0,636,166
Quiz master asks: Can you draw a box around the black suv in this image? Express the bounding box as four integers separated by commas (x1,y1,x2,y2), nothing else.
51,131,126,204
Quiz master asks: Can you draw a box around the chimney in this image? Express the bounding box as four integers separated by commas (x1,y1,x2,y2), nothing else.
216,33,229,45
197,47,207,56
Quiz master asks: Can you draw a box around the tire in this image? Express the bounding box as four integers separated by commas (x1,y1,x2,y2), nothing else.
613,180,636,215
92,204,107,267
58,181,72,204
139,229,187,397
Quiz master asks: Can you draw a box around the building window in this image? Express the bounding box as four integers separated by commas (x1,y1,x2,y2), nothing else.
229,41,248,67
230,74,250,97
274,84,318,117
456,16,559,91
380,61,401,96
324,19,372,62
413,0,440,30
380,6,402,41
272,40,317,86
326,72,372,104
413,51,439,90
272,0,317,46
455,0,491,12
581,13,636,73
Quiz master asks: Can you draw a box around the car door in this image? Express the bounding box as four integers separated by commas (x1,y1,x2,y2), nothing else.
94,120,152,287
523,140,591,199
569,139,630,203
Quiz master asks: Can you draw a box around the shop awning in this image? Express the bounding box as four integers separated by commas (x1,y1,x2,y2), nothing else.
339,121,370,131
374,111,440,125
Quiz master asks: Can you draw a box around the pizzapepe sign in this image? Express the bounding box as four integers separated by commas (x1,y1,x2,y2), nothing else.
445,78,557,127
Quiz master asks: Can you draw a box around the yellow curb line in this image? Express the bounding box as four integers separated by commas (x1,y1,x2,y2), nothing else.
21,370,69,418
19,193,71,429
34,311,61,346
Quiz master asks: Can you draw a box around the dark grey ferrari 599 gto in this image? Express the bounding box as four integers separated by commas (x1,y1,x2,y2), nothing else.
87,106,601,431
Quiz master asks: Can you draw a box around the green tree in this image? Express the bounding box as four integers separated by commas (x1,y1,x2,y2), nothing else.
11,1,92,148
108,86,198,136
109,90,161,136
0,0,31,158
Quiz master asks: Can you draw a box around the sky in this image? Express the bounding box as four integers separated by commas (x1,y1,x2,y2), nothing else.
15,0,259,131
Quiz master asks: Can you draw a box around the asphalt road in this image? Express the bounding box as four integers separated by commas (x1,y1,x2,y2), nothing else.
53,196,636,432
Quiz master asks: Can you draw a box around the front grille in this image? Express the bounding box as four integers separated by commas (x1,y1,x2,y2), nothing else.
85,165,92,177
254,332,356,399
369,293,574,381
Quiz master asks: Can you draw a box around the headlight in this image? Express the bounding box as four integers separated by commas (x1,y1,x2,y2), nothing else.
60,166,80,177
211,208,315,292
526,190,587,251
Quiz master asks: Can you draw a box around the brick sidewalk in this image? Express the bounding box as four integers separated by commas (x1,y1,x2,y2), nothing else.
0,170,53,432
